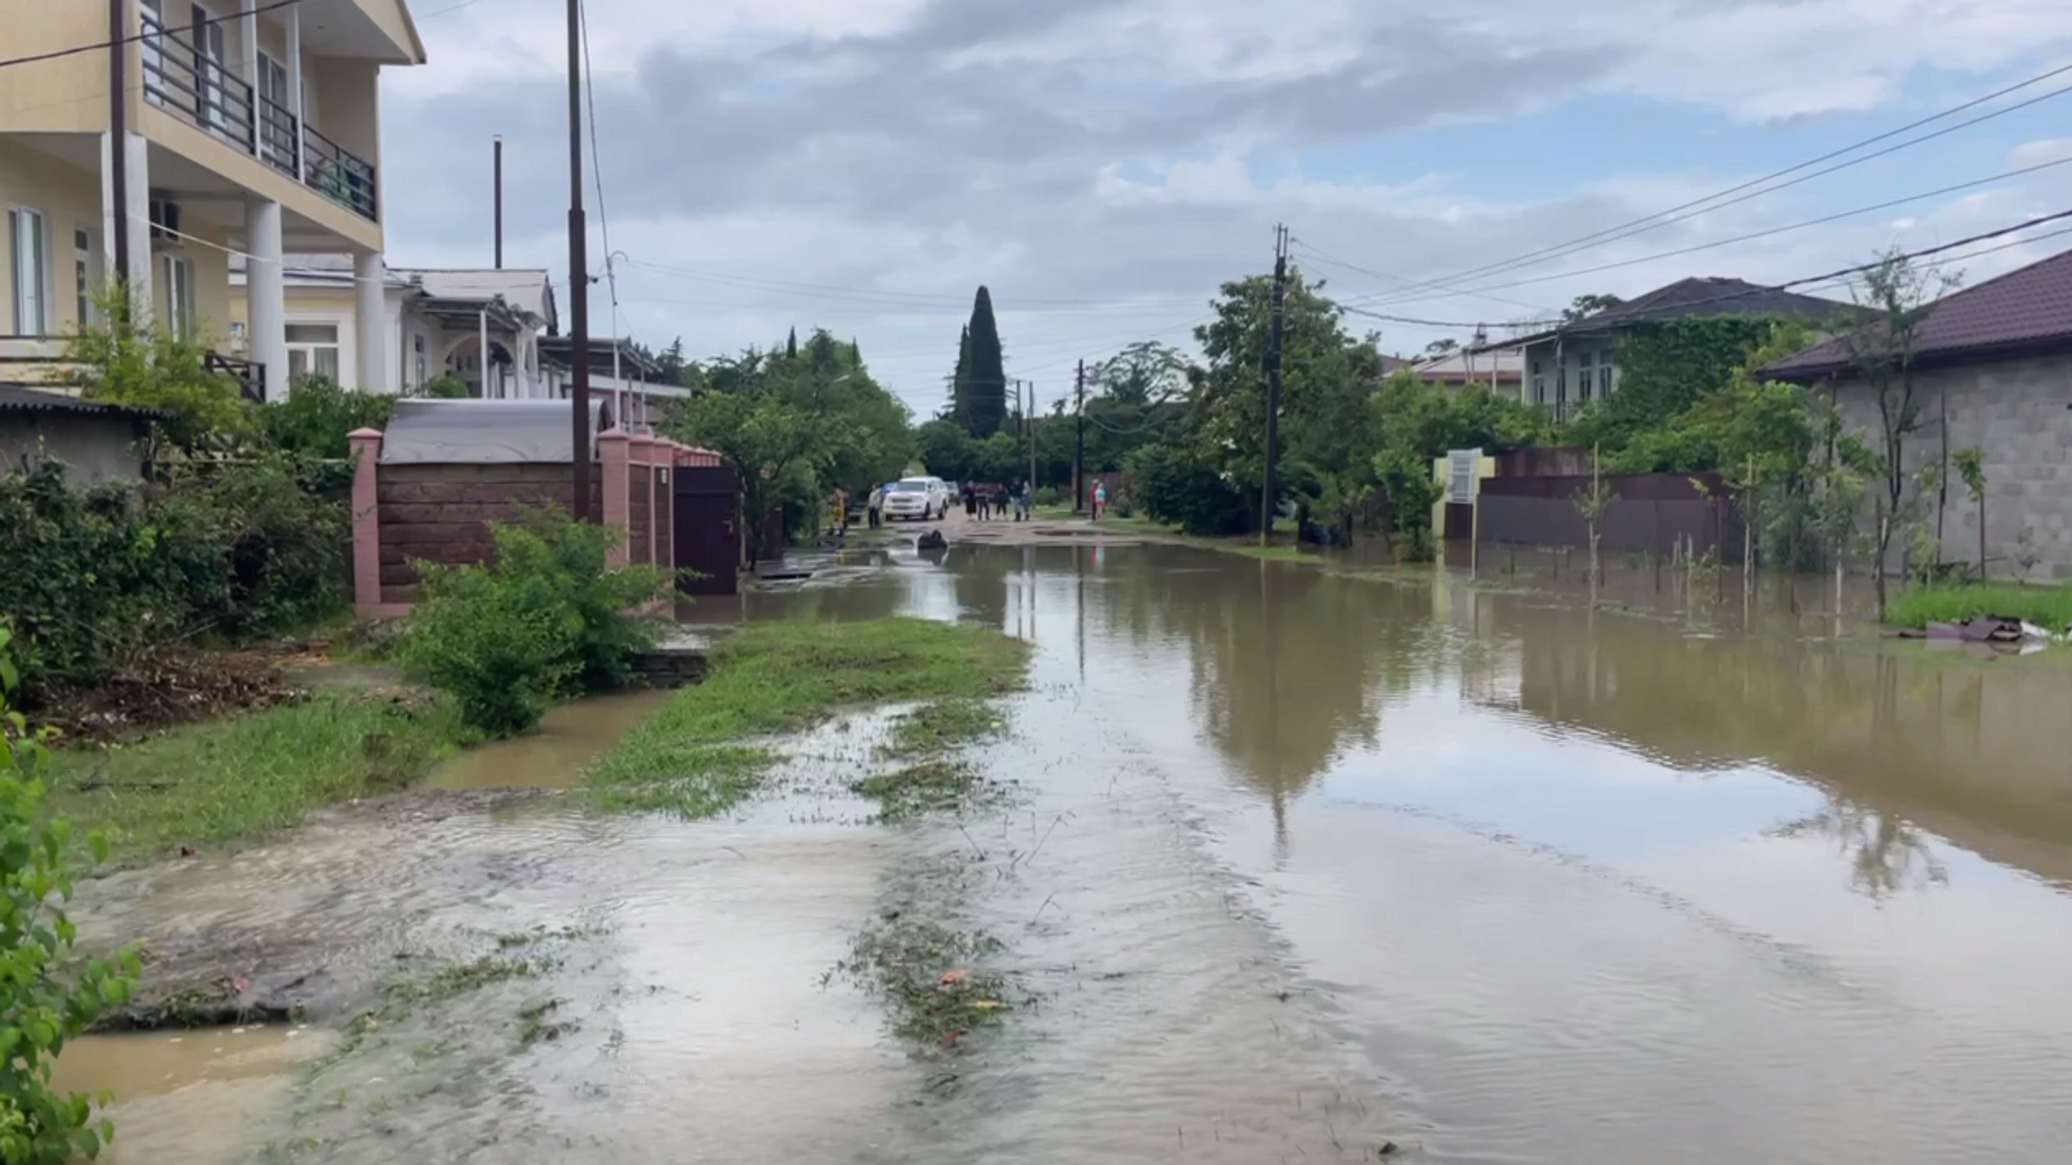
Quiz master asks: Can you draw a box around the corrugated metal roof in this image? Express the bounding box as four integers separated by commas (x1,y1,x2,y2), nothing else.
379,398,611,465
0,385,165,419
1766,246,2072,379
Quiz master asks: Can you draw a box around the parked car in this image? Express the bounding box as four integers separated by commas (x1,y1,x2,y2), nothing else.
882,477,948,521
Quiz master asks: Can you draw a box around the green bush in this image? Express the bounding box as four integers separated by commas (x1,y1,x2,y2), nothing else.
258,376,394,459
0,628,140,1163
1031,486,1064,508
398,512,670,736
57,289,247,450
0,458,351,697
420,374,471,400
1125,442,1253,536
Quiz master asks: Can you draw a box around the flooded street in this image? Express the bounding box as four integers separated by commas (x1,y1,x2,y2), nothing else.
66,541,2072,1163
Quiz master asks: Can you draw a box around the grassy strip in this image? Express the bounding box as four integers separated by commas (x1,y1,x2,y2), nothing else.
585,616,1030,818
850,698,1015,822
841,911,1012,1046
1885,582,2072,630
44,691,472,866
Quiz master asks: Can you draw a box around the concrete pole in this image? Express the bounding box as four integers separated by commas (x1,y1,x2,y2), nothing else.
355,250,386,393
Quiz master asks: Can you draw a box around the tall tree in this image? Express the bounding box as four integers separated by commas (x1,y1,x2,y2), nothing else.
961,286,1007,437
784,328,798,359
947,325,972,424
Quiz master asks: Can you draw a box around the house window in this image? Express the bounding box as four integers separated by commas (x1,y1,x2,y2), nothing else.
1529,357,1545,404
1577,351,1594,401
8,207,49,335
141,0,166,107
1597,357,1614,397
191,3,229,134
286,322,341,384
162,254,195,338
413,333,427,385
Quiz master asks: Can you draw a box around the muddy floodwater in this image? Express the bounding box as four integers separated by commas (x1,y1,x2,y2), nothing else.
64,542,2072,1163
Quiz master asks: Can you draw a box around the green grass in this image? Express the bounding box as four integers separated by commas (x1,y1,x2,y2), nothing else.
44,691,473,865
585,616,1031,818
1886,581,2072,630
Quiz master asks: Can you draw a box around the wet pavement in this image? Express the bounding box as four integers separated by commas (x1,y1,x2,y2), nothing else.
61,541,2072,1163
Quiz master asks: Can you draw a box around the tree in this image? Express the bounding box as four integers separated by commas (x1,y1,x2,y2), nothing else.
946,325,971,426
784,328,798,360
59,287,245,450
655,337,692,387
1840,249,1957,619
666,359,834,562
916,418,978,482
1562,293,1624,323
1953,446,1985,580
1572,453,1618,603
958,286,1007,437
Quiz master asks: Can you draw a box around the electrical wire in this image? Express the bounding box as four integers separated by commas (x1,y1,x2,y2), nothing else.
577,0,625,360
1345,155,2072,309
0,0,309,71
1290,240,1555,315
1338,57,2072,304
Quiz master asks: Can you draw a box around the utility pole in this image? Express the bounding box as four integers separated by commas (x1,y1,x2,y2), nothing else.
493,135,504,269
566,0,592,520
1259,223,1289,546
1026,380,1037,499
1073,360,1087,513
108,0,129,311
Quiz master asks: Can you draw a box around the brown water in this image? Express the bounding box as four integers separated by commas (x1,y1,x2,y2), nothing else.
64,543,2072,1163
50,1027,336,1165
428,688,671,791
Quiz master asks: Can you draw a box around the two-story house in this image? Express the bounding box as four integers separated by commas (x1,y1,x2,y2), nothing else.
1485,277,1845,422
1,0,426,400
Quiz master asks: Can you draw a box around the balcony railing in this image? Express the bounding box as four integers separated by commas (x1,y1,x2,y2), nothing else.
139,13,379,223
204,351,266,403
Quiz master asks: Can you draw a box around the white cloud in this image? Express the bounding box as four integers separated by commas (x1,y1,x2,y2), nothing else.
372,0,2072,407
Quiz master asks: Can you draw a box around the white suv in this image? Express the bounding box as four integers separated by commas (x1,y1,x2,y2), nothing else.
882,477,948,521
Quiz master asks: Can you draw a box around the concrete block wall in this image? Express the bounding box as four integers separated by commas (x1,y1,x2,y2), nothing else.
1832,354,2072,580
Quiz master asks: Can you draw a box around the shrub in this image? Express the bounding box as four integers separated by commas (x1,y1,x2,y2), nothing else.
1125,442,1253,536
420,374,471,399
57,289,247,450
0,459,351,697
0,628,140,1164
1031,486,1064,508
257,376,394,459
398,512,670,736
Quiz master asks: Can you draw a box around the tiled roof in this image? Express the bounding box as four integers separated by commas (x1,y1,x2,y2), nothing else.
1484,277,1849,351
1766,246,2072,379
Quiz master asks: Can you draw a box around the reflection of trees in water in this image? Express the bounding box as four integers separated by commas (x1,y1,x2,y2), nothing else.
951,547,1016,629
1771,803,1950,899
1489,597,2072,897
742,580,907,624
1091,549,1455,804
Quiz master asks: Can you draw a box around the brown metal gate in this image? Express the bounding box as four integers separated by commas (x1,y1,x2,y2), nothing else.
673,465,742,595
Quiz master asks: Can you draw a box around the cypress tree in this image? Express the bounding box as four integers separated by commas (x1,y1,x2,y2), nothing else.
964,285,1007,437
949,325,972,425
785,327,798,359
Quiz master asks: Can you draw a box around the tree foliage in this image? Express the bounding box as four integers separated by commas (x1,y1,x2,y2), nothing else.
0,626,139,1164
950,288,1007,437
57,290,245,451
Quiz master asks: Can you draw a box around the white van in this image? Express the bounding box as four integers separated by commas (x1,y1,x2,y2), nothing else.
882,476,949,521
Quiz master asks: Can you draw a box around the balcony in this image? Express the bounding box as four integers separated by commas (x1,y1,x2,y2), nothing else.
139,12,378,222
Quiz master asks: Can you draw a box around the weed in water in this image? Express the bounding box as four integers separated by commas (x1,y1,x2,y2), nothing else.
385,955,543,1006
517,997,579,1047
43,690,472,865
884,697,1006,758
587,617,1030,818
840,910,1014,1047
1885,581,2072,631
853,759,1004,822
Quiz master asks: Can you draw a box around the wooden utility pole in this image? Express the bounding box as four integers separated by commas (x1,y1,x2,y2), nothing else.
1024,380,1037,497
493,135,504,269
1259,224,1289,546
566,0,591,520
109,0,130,308
1073,360,1087,513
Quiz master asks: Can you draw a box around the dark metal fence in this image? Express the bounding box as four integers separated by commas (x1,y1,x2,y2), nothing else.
1475,471,1746,563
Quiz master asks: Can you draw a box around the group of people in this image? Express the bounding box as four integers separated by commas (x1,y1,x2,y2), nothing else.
962,481,1032,521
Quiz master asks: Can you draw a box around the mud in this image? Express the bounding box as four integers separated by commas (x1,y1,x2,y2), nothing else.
58,541,2072,1165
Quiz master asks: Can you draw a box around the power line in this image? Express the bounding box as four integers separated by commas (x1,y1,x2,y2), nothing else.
1290,241,1554,314
617,258,1207,312
1350,154,2072,308
1346,58,2072,304
0,0,308,71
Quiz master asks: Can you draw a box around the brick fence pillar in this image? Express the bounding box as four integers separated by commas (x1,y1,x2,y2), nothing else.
599,427,633,566
348,427,384,615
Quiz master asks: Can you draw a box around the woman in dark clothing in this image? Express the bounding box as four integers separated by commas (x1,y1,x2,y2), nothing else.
963,484,977,517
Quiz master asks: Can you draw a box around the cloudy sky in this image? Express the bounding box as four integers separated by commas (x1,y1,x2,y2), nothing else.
380,0,2072,415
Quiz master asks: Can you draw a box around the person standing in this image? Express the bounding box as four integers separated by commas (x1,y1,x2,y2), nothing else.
963,482,977,519
1092,480,1107,521
866,482,884,529
978,485,993,522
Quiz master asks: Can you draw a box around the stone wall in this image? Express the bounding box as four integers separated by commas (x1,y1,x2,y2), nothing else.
1831,353,2072,580
629,647,708,689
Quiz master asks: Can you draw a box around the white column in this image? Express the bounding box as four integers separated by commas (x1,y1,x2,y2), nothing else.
245,199,287,401
240,0,259,94
98,130,153,312
478,310,490,398
355,250,387,392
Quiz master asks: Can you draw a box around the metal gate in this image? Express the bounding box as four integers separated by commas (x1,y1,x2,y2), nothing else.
672,465,742,595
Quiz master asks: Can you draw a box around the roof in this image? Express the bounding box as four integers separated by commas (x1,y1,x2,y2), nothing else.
1488,277,1849,350
379,398,614,465
1407,348,1524,383
538,336,664,379
399,269,557,330
0,385,165,420
1765,246,2072,380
